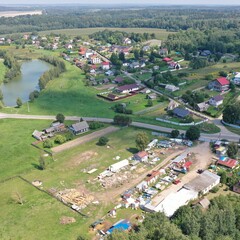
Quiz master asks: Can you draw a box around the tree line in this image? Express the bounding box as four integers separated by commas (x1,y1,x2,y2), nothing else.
38,56,66,90
0,50,21,83
2,6,240,34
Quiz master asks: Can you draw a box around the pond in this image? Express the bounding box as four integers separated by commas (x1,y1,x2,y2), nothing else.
0,59,50,106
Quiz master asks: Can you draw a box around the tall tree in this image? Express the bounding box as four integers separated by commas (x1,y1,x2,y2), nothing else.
136,132,149,151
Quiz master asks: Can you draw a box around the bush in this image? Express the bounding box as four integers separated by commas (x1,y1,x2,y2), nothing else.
89,122,104,130
210,186,219,193
54,135,66,144
43,139,53,148
65,132,74,141
98,136,109,146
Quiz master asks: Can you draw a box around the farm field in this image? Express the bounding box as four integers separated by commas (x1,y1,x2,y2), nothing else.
0,10,42,18
39,28,176,40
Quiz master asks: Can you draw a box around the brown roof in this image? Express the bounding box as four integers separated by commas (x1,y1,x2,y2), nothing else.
135,151,148,158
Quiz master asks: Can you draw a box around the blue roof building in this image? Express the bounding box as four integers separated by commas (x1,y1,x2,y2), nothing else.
106,219,131,234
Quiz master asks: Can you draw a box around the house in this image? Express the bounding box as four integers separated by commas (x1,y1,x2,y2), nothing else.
215,147,227,156
172,107,190,118
69,121,89,135
101,61,110,70
184,170,220,195
145,170,160,185
123,38,131,45
200,50,211,57
129,62,140,69
85,49,94,58
105,70,114,76
79,47,87,57
163,57,172,62
209,95,224,107
32,130,43,141
136,181,148,192
233,182,240,194
196,102,209,112
208,77,230,92
107,94,119,100
147,93,157,100
217,158,238,169
143,46,151,52
197,197,210,209
165,84,179,92
233,73,240,85
90,54,101,64
140,88,151,94
114,77,124,84
167,100,179,111
159,48,168,56
168,62,181,70
65,43,73,49
134,151,148,162
116,84,140,94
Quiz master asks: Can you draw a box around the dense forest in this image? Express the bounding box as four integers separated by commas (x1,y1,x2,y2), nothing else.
103,195,240,240
1,6,240,34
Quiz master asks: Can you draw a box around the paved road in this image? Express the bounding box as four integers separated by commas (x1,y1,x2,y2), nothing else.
0,112,239,142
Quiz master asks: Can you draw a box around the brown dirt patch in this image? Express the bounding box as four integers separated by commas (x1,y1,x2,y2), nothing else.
67,150,98,168
60,216,76,225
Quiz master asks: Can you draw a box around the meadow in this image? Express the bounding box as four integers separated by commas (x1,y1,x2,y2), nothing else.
39,27,176,41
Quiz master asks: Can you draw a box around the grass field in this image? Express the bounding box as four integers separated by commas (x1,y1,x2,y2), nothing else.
0,178,86,240
0,123,154,240
0,119,54,180
39,28,176,41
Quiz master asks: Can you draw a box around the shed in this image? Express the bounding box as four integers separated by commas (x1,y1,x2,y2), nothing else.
109,159,129,172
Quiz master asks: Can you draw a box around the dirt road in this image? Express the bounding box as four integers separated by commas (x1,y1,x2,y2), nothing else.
97,149,186,203
52,126,119,153
151,142,213,205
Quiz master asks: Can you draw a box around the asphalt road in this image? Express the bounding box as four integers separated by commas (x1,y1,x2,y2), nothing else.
0,112,239,142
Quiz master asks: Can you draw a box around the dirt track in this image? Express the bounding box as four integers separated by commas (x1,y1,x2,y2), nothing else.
52,126,119,153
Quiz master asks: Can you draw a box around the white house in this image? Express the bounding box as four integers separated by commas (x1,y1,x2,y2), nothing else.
209,95,223,107
101,61,110,70
123,38,132,45
85,49,94,58
90,54,101,64
233,73,240,85
116,84,140,94
165,84,179,92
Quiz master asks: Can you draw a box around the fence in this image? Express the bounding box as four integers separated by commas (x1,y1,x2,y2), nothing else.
222,120,240,129
156,118,208,126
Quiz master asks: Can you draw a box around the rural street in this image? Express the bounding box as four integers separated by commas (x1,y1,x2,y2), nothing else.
0,112,239,142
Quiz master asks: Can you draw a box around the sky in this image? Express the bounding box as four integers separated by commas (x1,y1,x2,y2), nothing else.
1,0,240,5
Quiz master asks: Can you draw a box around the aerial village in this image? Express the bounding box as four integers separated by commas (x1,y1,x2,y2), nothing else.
1,30,240,238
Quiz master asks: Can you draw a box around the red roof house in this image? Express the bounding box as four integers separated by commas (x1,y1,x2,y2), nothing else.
134,151,148,162
209,77,230,92
217,158,238,169
163,57,172,62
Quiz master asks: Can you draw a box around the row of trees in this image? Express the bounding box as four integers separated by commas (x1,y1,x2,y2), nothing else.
0,50,21,82
38,56,66,90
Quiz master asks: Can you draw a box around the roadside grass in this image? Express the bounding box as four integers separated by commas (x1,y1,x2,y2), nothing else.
39,28,176,40
0,119,55,181
0,178,88,240
133,72,152,81
225,126,240,136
